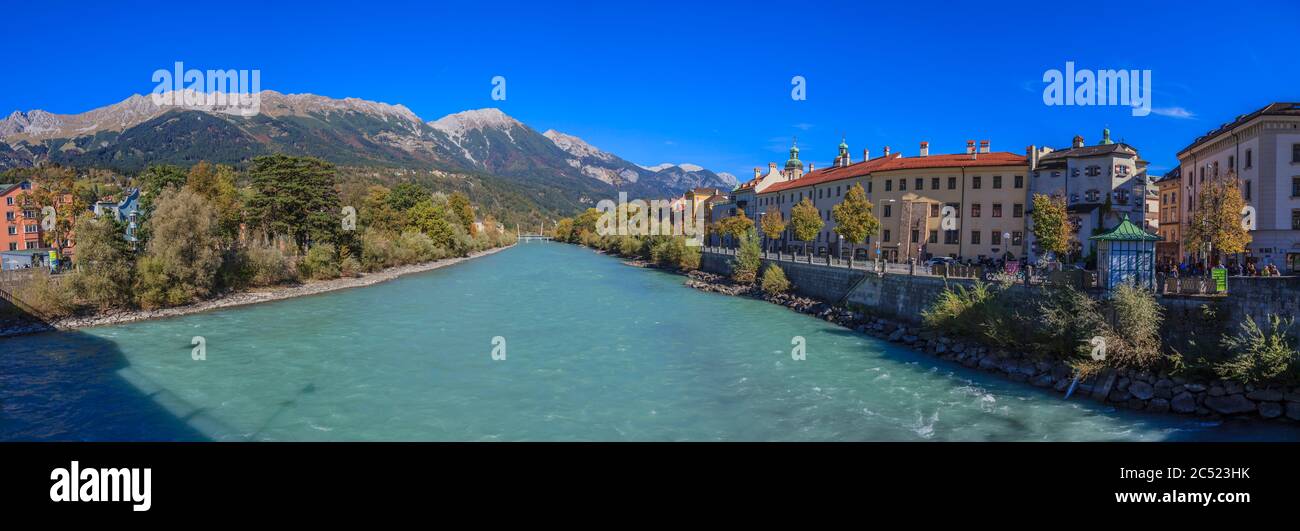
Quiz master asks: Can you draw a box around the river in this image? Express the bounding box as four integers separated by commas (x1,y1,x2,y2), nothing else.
2,242,1296,441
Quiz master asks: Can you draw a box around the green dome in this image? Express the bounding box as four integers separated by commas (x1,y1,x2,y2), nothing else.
784,138,801,170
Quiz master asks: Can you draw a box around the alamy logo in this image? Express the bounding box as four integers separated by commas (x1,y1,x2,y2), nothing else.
596,192,707,246
1042,61,1151,117
50,461,152,512
940,205,958,231
151,61,262,116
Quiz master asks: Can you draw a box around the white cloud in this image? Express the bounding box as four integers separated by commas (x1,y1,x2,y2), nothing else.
1151,107,1195,119
793,123,814,131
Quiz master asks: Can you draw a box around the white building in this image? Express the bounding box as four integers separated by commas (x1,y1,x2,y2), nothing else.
1027,129,1150,262
1176,102,1300,273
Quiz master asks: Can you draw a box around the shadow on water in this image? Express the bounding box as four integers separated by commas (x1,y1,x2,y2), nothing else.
0,301,217,441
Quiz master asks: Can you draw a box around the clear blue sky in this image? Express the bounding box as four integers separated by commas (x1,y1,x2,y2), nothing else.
5,0,1298,177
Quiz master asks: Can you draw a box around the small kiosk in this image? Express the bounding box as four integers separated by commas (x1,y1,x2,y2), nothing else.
1089,218,1159,291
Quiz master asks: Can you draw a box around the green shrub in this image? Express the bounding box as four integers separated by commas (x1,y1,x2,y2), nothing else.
1216,315,1299,385
761,264,791,295
730,228,761,284
361,229,398,271
1103,284,1165,371
617,236,643,257
241,238,298,287
11,272,78,318
395,231,443,264
340,256,362,278
300,244,341,280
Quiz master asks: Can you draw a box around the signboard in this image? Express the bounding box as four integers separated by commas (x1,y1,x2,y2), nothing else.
1212,267,1227,292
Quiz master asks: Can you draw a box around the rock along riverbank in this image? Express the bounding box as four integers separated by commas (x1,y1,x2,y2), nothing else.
676,267,1300,426
0,244,515,338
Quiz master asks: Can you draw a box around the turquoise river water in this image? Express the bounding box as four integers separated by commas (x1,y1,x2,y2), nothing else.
2,242,1297,441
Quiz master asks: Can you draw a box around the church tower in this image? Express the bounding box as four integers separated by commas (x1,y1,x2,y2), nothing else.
783,137,803,179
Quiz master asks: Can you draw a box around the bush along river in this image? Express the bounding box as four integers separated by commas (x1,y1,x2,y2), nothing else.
1,241,1297,441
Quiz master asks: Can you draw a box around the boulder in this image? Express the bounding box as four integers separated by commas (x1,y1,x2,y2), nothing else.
1147,398,1171,413
1287,402,1300,421
1184,383,1207,393
1258,402,1283,419
1171,392,1198,414
1128,381,1155,401
1031,374,1054,388
1204,394,1256,415
1246,389,1284,402
887,328,905,342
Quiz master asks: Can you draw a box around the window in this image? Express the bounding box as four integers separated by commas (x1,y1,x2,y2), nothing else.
7,242,16,251
1014,175,1024,189
1116,165,1130,176
885,180,892,192
1115,189,1130,205
910,229,919,243
972,176,982,189
883,205,892,217
6,226,15,235
1245,181,1252,201
867,182,872,193
1072,168,1081,177
899,179,907,191
1086,166,1101,177
25,241,37,250
991,231,1002,245
4,197,11,205
4,211,11,221
1013,203,1024,218
1293,176,1300,198
1085,189,1101,203
1228,155,1235,170
993,175,1002,189
837,186,841,196
992,203,1003,218
928,230,938,243
1294,210,1300,230
930,203,940,217
970,231,981,245
947,177,957,189
915,178,924,190
883,229,891,242
1293,144,1300,163
970,203,981,217
1052,171,1061,178
24,224,38,233
1012,231,1023,246
931,177,940,190
1245,149,1253,169
944,230,958,244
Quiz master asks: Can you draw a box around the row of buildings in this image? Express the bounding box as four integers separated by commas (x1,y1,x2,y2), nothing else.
0,179,140,270
698,102,1299,273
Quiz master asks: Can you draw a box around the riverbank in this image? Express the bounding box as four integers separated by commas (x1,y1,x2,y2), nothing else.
675,267,1300,425
0,244,514,338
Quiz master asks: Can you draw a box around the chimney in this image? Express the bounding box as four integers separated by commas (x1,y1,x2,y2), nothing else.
769,162,778,171
919,141,929,157
883,146,891,157
979,140,990,154
966,140,976,155
809,162,815,172
1026,145,1036,170
863,148,869,161
1072,135,1084,148
754,167,761,179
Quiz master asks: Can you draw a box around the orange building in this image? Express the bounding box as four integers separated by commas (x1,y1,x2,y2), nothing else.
1,180,76,263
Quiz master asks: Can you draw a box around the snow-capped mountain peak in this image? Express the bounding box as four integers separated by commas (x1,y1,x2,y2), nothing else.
429,108,521,136
543,129,614,162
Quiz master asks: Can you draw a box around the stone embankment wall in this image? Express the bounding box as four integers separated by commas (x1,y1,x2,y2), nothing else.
701,252,1299,330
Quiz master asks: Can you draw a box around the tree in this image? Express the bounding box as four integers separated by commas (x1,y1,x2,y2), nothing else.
185,161,244,244
832,183,880,263
360,185,404,233
405,197,457,250
1185,173,1251,267
717,211,754,246
245,155,342,250
387,182,428,213
789,197,824,260
553,218,575,242
759,206,787,254
135,188,224,308
136,165,189,243
447,192,476,236
731,227,762,284
1030,193,1071,262
68,215,133,310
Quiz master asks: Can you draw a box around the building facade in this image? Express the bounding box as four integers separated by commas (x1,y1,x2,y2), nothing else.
1176,102,1300,273
1155,168,1182,268
752,139,1029,262
1027,129,1151,263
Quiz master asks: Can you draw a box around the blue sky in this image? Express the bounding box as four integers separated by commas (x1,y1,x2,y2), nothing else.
5,0,1298,177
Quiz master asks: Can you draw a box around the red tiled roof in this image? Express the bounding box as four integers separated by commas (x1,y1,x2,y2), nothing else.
760,152,1026,194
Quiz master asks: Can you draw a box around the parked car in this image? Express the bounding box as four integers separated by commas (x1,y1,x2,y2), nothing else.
924,257,954,267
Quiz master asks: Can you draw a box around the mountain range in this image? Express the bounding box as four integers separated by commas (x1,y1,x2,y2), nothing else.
0,91,735,216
